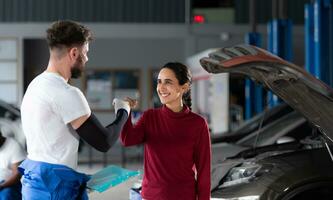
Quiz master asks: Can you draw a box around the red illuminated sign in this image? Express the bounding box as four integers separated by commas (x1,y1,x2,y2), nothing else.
193,15,205,23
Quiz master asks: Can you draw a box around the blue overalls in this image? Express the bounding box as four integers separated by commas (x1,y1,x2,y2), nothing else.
19,159,90,200
0,182,21,200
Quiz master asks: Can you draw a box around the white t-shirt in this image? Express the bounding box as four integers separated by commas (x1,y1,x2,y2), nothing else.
21,72,91,169
0,138,26,181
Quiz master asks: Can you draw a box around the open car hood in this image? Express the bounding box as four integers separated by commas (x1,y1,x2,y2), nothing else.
200,44,333,141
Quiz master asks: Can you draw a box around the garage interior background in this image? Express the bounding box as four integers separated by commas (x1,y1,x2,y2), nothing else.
0,0,329,166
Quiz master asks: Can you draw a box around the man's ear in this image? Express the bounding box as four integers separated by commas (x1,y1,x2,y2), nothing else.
68,47,78,61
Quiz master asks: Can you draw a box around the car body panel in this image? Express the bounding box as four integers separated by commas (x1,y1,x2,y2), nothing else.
211,147,333,199
212,142,248,164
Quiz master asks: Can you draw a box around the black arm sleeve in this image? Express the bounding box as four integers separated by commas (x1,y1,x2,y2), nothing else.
76,109,129,152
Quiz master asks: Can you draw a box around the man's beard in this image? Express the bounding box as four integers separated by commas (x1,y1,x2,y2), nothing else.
71,55,84,79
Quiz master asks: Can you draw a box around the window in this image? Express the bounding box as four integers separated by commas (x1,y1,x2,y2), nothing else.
84,69,141,111
0,39,18,104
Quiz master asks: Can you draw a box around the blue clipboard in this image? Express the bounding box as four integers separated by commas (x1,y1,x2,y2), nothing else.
87,165,141,193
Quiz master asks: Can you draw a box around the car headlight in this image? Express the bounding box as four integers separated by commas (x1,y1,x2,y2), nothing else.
211,195,259,200
219,162,271,188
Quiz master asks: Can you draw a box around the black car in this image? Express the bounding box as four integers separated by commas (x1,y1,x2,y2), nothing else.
0,99,20,120
0,99,25,148
200,44,333,200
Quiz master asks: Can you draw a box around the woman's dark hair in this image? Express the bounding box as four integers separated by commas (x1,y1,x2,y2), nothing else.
46,20,93,49
161,62,192,110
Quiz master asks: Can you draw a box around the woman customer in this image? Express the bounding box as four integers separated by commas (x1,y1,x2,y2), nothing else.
121,62,211,200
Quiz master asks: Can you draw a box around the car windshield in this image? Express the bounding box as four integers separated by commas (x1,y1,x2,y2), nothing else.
238,111,312,147
212,104,293,143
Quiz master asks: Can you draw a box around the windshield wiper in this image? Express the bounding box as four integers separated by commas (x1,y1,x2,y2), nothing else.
319,127,333,162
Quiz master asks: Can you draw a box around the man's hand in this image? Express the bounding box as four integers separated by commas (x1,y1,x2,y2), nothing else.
113,98,131,114
124,97,138,109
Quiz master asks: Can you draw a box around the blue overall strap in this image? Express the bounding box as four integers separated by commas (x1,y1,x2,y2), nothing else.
18,159,90,200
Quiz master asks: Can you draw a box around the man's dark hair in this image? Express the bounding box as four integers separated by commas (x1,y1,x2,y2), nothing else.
46,20,93,49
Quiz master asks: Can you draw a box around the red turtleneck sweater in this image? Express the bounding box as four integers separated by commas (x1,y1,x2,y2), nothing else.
121,105,211,200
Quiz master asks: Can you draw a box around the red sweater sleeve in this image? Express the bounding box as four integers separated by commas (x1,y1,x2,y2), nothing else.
194,120,211,200
120,111,146,146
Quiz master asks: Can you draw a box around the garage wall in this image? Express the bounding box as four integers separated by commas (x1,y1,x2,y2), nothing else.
86,38,185,125
88,38,185,68
0,23,305,124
